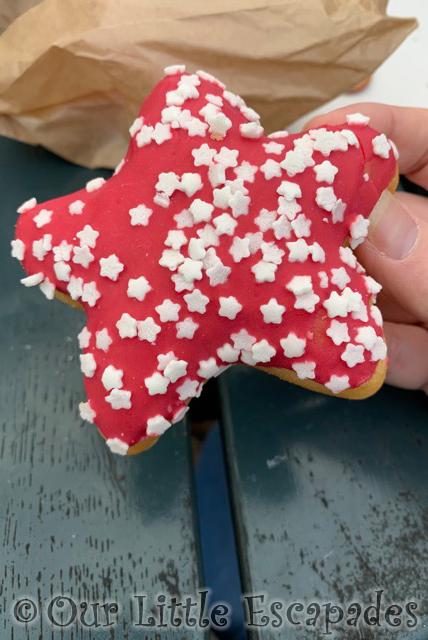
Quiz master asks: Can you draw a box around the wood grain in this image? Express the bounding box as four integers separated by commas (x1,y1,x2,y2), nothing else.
0,137,205,639
220,366,428,639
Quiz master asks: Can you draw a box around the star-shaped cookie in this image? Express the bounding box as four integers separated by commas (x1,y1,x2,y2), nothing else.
12,65,398,455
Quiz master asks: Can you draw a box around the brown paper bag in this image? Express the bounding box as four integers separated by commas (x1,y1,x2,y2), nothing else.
0,0,40,34
0,0,416,168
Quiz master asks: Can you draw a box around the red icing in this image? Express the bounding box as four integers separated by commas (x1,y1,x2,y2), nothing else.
14,68,397,449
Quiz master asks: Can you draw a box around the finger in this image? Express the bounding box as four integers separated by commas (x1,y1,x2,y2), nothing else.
305,103,428,189
384,321,428,392
376,290,418,325
356,191,428,322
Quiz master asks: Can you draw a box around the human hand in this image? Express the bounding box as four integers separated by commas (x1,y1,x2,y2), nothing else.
306,104,428,393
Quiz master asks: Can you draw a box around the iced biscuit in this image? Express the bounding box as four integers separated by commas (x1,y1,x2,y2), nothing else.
12,67,398,455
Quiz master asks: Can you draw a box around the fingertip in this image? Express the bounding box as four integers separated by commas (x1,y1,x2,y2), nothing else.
384,321,428,390
358,192,428,323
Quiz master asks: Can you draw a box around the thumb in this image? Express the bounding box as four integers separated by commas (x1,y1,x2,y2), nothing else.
383,321,428,392
357,191,428,321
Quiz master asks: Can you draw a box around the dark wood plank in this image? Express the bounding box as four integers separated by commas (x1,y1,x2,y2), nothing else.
0,137,205,639
220,366,428,639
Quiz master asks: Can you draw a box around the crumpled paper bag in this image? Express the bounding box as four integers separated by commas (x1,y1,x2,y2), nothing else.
0,0,40,34
0,0,416,168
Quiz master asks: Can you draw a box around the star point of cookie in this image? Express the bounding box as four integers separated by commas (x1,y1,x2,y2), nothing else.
13,65,397,452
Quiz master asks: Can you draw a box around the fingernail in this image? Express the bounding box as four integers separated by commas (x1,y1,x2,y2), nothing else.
368,191,419,260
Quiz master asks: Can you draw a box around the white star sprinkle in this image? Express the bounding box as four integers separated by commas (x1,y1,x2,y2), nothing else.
218,296,242,320
80,353,96,378
116,313,138,338
313,161,338,184
69,200,85,215
33,209,52,228
21,273,43,287
263,141,285,155
137,317,161,343
255,208,276,232
100,254,124,281
152,123,172,144
11,239,25,261
101,365,123,391
251,261,277,283
67,276,83,300
217,343,240,363
86,177,106,192
136,125,154,147
165,230,188,250
147,415,171,437
213,213,237,236
280,333,306,358
176,317,199,339
261,242,284,265
341,343,365,368
346,112,370,126
155,299,181,322
240,122,264,138
277,181,302,201
159,249,185,270
372,134,391,159
17,197,37,214
206,261,231,286
234,161,258,183
189,199,214,224
316,187,337,211
178,258,203,283
174,209,194,229
179,173,203,197
188,238,206,260
53,240,72,262
129,116,144,137
229,236,251,263
105,389,132,410
183,289,209,314
292,361,316,380
228,190,250,218
231,329,256,351
326,320,350,345
184,117,208,137
260,298,286,324
129,204,152,226
54,261,71,282
164,359,188,383
214,147,239,168
145,372,169,395
76,225,99,248
79,401,96,423
157,351,176,371
176,379,200,401
96,328,112,352
106,436,130,454
251,339,276,363
127,276,151,300
192,144,216,167
39,278,55,299
73,245,94,268
260,159,281,180
325,375,350,394
286,239,310,262
197,358,221,378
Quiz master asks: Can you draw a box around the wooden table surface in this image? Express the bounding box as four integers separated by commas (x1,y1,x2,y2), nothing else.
0,136,205,639
220,366,428,639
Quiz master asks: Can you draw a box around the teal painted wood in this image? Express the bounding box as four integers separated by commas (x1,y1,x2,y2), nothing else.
0,137,205,639
220,366,428,639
